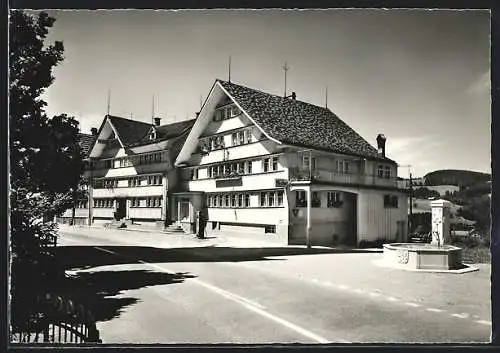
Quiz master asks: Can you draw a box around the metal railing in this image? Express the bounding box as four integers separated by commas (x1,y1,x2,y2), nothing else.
288,167,398,188
10,293,101,344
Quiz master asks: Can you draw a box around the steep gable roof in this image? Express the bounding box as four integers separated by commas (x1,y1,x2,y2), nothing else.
107,115,152,147
217,80,395,163
131,118,196,147
76,133,97,158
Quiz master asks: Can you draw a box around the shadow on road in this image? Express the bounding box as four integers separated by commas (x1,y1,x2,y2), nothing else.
55,269,196,323
53,245,380,272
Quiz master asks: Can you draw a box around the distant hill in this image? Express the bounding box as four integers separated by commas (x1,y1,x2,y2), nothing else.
424,169,491,187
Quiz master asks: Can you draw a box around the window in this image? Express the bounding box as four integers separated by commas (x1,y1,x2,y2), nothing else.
258,191,284,207
311,192,321,208
263,158,270,172
265,225,276,234
272,157,279,171
246,160,253,174
268,192,275,207
384,195,398,208
231,194,236,207
231,105,240,117
238,131,245,145
384,166,391,178
245,194,250,207
327,192,342,208
238,162,245,174
131,198,140,208
302,155,309,169
245,130,253,144
377,165,384,178
192,169,199,180
296,190,306,207
224,195,230,207
278,191,284,206
337,160,350,174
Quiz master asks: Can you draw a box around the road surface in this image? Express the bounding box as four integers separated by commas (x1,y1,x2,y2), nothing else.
55,228,491,344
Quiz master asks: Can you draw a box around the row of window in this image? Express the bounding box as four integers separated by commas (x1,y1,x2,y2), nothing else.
93,174,163,189
213,104,240,122
193,156,280,180
90,152,166,170
208,193,251,208
295,191,340,208
130,197,162,208
206,191,285,208
128,174,162,187
94,199,114,208
259,191,285,207
201,128,254,152
75,201,88,209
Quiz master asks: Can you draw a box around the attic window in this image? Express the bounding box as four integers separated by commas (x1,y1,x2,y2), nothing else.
150,128,157,140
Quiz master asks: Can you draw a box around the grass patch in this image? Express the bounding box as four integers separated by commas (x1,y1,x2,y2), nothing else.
460,245,491,264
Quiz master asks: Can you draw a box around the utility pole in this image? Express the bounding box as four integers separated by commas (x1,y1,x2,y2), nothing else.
282,61,290,97
399,164,413,238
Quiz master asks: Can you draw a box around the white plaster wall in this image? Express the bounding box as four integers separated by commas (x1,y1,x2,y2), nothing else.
357,189,408,242
188,171,286,192
93,208,114,218
207,207,288,225
93,186,164,198
129,208,162,219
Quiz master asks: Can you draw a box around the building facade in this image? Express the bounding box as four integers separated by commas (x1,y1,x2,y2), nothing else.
58,115,195,226
172,79,408,246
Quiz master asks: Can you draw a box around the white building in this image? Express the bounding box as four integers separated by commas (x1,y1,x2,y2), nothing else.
172,79,408,246
58,115,195,227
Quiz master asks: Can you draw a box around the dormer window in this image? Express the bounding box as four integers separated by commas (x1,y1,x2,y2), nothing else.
150,127,157,140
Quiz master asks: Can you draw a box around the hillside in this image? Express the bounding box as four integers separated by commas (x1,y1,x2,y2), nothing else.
424,169,490,187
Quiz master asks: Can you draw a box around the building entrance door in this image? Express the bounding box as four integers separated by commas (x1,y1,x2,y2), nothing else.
179,201,190,222
116,199,126,220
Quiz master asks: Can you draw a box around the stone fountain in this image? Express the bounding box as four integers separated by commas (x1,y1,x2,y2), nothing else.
382,199,464,271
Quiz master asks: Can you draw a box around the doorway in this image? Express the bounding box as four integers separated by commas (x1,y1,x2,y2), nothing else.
116,199,126,220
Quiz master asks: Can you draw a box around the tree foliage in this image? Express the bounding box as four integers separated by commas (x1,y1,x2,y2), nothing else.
9,10,85,325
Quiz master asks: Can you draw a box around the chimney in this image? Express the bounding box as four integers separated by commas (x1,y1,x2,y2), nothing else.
90,127,98,136
376,134,387,157
291,92,296,100
154,117,161,126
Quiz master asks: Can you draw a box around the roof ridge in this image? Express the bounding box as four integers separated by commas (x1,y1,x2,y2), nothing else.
219,79,332,111
107,114,153,126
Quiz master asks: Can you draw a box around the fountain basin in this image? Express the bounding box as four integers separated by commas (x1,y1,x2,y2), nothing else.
383,243,463,270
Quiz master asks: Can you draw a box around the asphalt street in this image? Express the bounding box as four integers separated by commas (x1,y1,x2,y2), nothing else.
55,228,491,344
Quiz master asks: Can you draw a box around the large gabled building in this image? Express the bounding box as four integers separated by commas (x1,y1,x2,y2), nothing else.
58,114,195,226
172,79,408,246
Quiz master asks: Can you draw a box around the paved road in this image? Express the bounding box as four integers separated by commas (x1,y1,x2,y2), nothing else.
55,228,491,344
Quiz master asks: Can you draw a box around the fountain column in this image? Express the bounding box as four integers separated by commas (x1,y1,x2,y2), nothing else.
430,199,451,246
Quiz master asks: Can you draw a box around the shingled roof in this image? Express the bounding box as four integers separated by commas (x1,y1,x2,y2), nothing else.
132,118,196,147
107,115,152,147
77,133,97,158
217,80,395,163
105,115,195,148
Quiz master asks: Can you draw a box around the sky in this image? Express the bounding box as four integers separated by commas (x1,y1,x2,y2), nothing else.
32,9,490,178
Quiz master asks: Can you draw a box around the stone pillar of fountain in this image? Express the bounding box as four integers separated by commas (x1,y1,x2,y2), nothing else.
430,199,451,246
